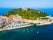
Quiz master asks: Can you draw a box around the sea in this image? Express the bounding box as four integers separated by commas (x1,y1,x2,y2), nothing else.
0,8,53,40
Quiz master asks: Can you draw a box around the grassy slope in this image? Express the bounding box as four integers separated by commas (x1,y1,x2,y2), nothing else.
3,8,49,20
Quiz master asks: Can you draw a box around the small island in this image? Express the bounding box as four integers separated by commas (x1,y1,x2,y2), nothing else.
0,8,53,31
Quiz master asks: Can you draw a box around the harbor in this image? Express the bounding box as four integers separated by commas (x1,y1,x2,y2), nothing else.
0,15,53,31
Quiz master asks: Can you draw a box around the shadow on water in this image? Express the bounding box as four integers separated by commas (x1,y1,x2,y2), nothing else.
0,24,53,40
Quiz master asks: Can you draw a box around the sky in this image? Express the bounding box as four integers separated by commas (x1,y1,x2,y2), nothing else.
0,0,53,8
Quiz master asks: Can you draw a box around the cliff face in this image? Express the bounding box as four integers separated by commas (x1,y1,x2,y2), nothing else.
3,8,49,20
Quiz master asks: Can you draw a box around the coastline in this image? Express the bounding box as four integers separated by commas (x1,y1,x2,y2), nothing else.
0,15,53,31
0,24,31,31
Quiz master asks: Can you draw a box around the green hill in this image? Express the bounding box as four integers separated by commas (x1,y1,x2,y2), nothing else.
3,8,49,20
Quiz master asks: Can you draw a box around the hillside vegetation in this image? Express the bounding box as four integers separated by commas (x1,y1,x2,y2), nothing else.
3,8,48,20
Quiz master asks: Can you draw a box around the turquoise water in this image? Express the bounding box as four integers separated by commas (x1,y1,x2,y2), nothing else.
0,26,37,40
0,8,53,40
0,24,53,40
